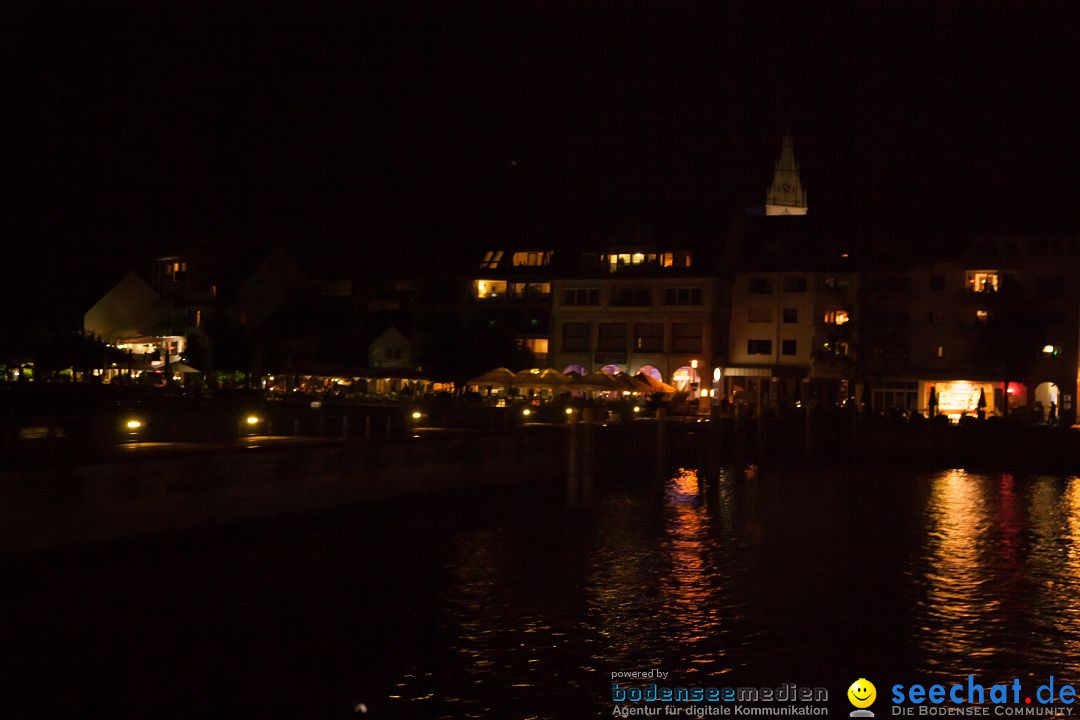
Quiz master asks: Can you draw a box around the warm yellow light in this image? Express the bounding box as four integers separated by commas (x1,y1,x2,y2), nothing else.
690,359,699,369
411,411,422,420
246,415,260,425
126,419,142,430
522,408,532,416
564,407,574,415
1043,345,1056,354
633,406,641,413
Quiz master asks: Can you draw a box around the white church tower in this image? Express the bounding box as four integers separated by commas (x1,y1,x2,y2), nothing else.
764,130,808,216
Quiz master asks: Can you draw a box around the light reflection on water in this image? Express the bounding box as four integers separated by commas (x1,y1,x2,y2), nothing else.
379,466,1080,716
18,462,1080,718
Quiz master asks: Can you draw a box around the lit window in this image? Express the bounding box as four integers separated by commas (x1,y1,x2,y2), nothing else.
966,270,999,293
511,251,551,267
823,310,850,325
510,282,550,298
607,251,667,272
480,250,504,269
524,338,549,355
475,279,508,299
195,310,201,327
937,345,944,358
975,309,988,324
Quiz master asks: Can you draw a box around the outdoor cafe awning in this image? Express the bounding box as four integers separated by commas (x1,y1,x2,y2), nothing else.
466,367,517,387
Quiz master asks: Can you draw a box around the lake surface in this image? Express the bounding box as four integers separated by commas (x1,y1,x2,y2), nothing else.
6,454,1080,718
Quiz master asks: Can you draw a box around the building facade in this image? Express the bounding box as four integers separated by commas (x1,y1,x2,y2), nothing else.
550,273,725,392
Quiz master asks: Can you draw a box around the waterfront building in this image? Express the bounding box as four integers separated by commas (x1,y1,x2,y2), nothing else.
883,235,1080,423
724,268,858,410
550,266,725,393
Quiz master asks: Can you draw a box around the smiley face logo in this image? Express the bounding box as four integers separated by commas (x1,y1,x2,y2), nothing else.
848,678,877,710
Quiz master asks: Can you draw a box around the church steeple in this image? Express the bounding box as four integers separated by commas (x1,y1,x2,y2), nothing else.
764,130,808,216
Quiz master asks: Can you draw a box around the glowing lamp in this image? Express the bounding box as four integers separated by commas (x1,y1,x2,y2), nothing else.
712,367,721,383
522,408,532,416
411,411,422,420
632,406,641,413
564,407,574,415
126,419,142,430
1043,345,1055,354
246,415,260,425
690,359,699,369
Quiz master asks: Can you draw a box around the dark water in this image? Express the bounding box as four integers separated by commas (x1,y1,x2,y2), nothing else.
6,459,1080,718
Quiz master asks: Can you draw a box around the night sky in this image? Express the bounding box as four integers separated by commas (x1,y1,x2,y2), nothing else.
6,2,1080,320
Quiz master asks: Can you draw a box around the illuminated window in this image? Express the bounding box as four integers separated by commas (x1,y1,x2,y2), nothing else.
607,252,658,272
937,345,944,358
474,279,508,299
195,310,201,327
975,309,988,324
480,250,504,269
672,366,699,391
563,287,599,305
821,276,850,290
523,338,549,355
965,270,999,293
508,282,550,298
823,310,850,325
511,251,551,267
